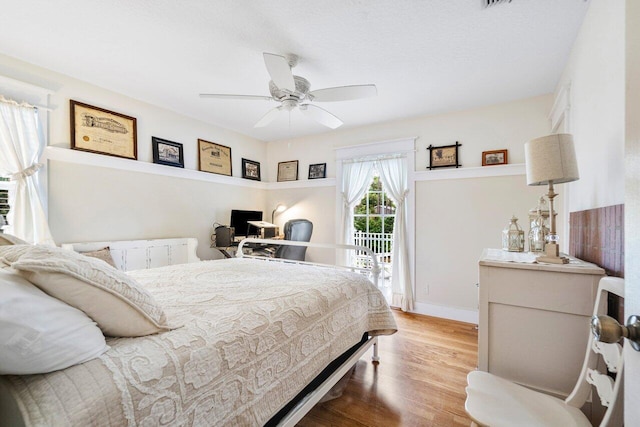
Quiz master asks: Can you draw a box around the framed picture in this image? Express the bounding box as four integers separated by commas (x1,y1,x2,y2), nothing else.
277,160,299,182
152,137,184,168
308,163,327,179
70,100,137,160
482,149,508,166
427,141,462,170
198,139,232,176
242,158,261,181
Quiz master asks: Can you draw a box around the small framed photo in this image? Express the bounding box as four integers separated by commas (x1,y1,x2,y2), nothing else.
308,163,327,179
277,160,299,182
152,137,184,168
427,141,462,170
198,139,232,176
482,149,508,166
242,158,261,181
70,100,137,160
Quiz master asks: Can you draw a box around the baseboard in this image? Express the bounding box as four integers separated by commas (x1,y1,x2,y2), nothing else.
411,302,478,324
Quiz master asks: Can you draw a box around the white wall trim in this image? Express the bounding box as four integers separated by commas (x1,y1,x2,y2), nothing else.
335,137,418,160
412,301,479,324
414,163,525,181
44,146,268,189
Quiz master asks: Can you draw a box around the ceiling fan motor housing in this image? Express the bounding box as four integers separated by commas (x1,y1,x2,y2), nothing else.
269,76,310,103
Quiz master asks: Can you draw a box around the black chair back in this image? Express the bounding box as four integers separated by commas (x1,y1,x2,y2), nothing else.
275,219,313,261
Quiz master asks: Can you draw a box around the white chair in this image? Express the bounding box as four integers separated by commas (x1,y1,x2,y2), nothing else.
465,276,624,427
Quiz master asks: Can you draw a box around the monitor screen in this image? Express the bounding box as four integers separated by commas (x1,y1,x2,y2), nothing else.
230,209,263,237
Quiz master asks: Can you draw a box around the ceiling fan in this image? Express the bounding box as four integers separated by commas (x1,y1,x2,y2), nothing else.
199,53,377,129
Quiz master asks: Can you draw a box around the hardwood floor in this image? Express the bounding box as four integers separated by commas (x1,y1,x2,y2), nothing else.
298,310,478,427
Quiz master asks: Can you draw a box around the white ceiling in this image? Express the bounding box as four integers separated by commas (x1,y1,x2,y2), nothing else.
0,0,589,142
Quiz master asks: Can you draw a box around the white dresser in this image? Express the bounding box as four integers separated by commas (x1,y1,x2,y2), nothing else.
478,248,605,397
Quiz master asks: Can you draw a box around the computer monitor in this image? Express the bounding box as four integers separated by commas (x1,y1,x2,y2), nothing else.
230,209,263,237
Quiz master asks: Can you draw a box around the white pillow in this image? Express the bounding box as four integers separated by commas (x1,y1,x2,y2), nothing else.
0,245,172,337
0,267,108,375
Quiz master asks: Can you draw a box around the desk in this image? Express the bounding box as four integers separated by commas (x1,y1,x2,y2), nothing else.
214,235,283,259
247,221,278,238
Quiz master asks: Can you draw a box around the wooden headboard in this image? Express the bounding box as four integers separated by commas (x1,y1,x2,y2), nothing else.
61,238,200,271
569,204,624,319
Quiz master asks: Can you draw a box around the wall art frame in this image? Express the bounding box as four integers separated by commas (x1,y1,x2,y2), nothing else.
152,137,184,168
277,160,299,182
482,149,508,166
70,100,137,160
198,139,232,176
241,158,261,181
308,163,327,179
427,141,462,170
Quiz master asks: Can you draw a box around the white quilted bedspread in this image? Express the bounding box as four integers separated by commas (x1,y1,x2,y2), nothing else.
4,258,397,426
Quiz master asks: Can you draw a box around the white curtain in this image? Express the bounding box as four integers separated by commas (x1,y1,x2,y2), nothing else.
0,97,54,245
377,157,413,311
339,160,374,265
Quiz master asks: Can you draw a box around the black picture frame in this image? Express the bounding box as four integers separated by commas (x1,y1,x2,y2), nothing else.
152,137,184,168
241,158,261,181
427,141,462,170
308,163,327,179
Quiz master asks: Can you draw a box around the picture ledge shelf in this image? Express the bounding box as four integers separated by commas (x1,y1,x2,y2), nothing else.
43,146,524,189
414,163,525,181
43,146,336,190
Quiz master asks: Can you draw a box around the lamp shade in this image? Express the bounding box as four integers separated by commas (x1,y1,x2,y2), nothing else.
524,134,579,186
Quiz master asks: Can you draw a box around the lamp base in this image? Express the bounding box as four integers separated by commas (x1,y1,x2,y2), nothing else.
536,243,570,264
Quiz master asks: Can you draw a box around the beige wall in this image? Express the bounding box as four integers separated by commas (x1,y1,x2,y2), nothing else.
0,53,269,259
555,0,625,212
266,95,554,321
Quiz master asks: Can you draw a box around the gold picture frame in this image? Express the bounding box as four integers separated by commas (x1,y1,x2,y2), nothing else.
70,100,137,160
277,160,299,182
482,149,508,166
198,139,232,176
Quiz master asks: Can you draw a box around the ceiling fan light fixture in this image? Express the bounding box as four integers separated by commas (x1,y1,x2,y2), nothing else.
201,52,376,129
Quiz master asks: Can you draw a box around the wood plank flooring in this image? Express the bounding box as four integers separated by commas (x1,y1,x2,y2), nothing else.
298,310,478,427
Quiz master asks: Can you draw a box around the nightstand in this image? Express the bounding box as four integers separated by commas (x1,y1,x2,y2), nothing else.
477,248,605,397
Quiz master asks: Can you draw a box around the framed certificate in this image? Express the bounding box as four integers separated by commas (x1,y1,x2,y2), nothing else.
70,100,137,160
277,160,298,182
198,139,232,176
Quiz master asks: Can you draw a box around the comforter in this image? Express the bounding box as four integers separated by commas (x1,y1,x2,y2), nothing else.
3,258,397,426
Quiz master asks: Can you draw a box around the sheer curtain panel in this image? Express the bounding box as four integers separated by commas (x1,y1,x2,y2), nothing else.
339,160,374,266
377,156,413,311
0,97,54,244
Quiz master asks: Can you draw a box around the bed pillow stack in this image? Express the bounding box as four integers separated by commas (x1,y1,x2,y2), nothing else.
0,244,173,338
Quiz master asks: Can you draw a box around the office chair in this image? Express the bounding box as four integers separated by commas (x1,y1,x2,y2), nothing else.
465,276,625,427
274,219,313,261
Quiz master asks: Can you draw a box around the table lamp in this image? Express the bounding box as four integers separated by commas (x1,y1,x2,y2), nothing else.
524,133,579,264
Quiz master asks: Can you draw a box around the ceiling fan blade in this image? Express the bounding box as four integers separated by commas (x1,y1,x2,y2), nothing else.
309,84,377,102
299,104,343,129
254,106,284,128
263,53,295,92
199,94,273,101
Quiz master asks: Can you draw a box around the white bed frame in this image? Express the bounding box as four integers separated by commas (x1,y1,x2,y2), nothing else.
2,237,384,427
60,237,200,271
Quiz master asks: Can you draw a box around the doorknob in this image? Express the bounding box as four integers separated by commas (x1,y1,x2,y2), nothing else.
591,314,640,351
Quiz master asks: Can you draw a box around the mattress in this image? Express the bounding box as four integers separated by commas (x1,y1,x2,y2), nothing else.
3,258,397,426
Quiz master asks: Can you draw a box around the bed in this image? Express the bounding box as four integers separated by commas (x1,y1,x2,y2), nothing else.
0,237,397,426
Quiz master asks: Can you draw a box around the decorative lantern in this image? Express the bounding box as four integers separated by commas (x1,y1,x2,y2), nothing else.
502,215,525,252
528,197,551,253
